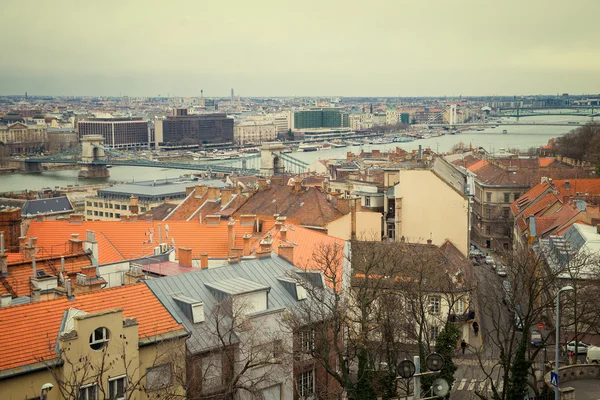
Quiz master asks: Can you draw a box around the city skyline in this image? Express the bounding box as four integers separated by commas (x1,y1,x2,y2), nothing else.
1,0,599,97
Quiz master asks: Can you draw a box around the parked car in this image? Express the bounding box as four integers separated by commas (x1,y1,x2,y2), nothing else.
586,346,600,363
564,340,590,354
485,256,495,268
469,248,485,258
531,330,543,347
496,265,507,277
502,280,512,305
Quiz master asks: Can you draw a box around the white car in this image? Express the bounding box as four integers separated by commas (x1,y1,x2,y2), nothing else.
485,256,494,265
496,265,507,277
565,340,590,354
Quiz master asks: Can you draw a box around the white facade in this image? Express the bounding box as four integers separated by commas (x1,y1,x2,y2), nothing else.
234,121,277,145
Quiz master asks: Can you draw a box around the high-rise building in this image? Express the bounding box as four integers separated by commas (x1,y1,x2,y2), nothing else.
155,109,233,146
77,118,150,148
293,109,349,130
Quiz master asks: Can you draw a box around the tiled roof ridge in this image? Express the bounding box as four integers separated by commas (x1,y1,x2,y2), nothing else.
163,188,196,221
99,231,125,261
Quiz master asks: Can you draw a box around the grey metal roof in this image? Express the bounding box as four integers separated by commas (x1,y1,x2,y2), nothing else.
98,179,227,198
145,254,321,354
205,277,270,295
22,196,73,216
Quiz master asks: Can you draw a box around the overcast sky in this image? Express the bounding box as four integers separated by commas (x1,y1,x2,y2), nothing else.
1,0,599,97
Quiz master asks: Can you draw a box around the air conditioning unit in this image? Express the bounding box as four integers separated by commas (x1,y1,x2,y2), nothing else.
159,243,168,253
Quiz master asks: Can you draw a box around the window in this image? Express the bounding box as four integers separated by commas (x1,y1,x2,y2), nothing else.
503,208,510,218
109,204,113,209
514,193,521,201
299,329,315,354
86,201,92,206
486,192,492,202
115,213,120,218
429,296,441,314
485,225,490,235
387,223,395,240
147,364,172,390
87,210,92,215
202,355,222,391
122,205,128,210
94,211,98,216
80,384,97,400
109,376,126,400
99,212,104,217
503,193,510,203
365,196,371,207
430,326,440,340
485,208,490,219
297,369,314,398
93,202,98,207
104,203,108,208
99,203,103,208
455,298,464,314
89,327,110,350
115,204,121,210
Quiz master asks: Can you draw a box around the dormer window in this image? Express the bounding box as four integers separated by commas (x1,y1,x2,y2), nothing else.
89,327,110,350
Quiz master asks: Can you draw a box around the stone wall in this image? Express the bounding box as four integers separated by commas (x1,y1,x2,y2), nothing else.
544,364,600,399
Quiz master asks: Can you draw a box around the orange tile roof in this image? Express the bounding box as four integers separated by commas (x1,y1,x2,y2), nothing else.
467,159,488,172
511,182,551,216
553,179,600,197
539,157,556,167
0,283,185,371
0,253,93,297
26,219,269,263
252,224,346,290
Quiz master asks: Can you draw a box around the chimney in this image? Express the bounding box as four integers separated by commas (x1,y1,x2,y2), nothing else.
350,198,357,241
200,253,209,269
69,214,83,224
84,231,98,261
280,228,288,241
256,249,271,259
69,234,83,253
129,196,139,215
129,214,138,222
221,188,233,205
0,232,4,255
65,279,73,300
278,244,294,263
0,253,7,276
0,294,11,307
426,238,432,245
81,265,97,279
179,247,192,267
258,178,268,191
120,214,128,222
260,233,273,252
61,256,65,272
243,233,252,256
292,179,303,194
31,287,41,302
274,221,283,232
32,251,37,277
145,214,153,223
195,185,209,197
228,221,235,252
228,255,241,264
19,236,27,257
207,186,220,201
185,186,195,197
336,198,351,214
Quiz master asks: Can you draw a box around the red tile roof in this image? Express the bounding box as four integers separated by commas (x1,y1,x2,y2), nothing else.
26,219,264,263
539,157,556,167
0,283,185,371
553,179,600,197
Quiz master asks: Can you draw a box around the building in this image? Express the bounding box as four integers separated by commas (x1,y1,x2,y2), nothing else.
0,284,188,400
146,254,341,400
155,109,233,146
83,179,213,220
384,164,470,256
0,113,48,154
77,118,150,148
293,109,349,130
234,120,277,145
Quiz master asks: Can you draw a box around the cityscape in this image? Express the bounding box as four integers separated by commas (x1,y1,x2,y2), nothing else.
1,1,600,400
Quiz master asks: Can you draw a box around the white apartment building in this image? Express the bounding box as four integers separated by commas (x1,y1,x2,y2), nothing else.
386,109,399,125
234,120,277,145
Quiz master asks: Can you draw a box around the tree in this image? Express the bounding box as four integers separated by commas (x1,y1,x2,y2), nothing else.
430,323,460,399
552,122,600,161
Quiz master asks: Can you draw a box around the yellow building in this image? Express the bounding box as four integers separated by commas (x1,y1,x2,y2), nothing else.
0,284,188,400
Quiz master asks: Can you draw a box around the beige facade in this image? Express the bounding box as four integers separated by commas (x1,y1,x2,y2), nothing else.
385,109,399,125
234,121,277,145
0,309,187,400
0,122,48,153
326,210,382,241
84,196,163,220
388,169,469,256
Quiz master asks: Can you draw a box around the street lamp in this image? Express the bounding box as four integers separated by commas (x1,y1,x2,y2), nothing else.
555,285,574,400
40,383,53,400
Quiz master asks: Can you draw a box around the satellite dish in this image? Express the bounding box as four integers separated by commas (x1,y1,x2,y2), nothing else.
432,378,450,397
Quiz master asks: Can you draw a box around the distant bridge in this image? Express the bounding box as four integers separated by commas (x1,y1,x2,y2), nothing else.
492,107,598,118
25,136,309,178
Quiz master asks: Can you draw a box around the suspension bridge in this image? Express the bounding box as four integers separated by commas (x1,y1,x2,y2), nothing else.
24,136,309,178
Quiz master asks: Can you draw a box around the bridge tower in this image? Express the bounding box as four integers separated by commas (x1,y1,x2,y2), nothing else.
78,135,110,178
260,142,287,176
449,104,457,126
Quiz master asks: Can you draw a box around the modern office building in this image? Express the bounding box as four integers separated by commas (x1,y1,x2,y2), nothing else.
293,108,349,130
155,109,233,146
77,118,150,148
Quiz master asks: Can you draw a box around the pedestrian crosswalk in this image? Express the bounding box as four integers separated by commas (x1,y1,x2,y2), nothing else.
453,378,504,393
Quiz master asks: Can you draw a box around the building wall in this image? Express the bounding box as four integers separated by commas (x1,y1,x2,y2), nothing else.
84,197,162,220
394,170,469,256
0,122,48,153
326,211,382,241
77,120,149,148
161,114,234,145
234,122,277,145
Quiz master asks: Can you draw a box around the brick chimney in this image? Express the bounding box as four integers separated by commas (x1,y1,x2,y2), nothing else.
120,214,128,222
228,221,236,252
19,236,28,259
0,253,7,276
221,188,233,205
278,244,294,263
280,228,288,241
69,214,84,224
69,234,83,253
129,214,138,222
200,253,209,269
260,233,273,252
129,196,139,215
258,178,268,191
195,185,209,197
228,255,241,264
179,247,192,267
207,187,220,201
274,221,283,232
256,249,271,259
292,179,303,194
336,197,351,215
243,233,252,256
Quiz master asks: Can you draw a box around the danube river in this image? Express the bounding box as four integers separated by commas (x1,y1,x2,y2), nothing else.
0,115,594,193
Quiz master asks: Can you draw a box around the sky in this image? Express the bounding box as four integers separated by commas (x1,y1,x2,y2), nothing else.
1,0,599,97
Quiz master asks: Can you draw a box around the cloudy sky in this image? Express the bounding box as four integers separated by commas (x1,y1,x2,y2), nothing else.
1,0,599,97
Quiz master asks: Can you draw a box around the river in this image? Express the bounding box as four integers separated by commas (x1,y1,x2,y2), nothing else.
0,114,594,193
